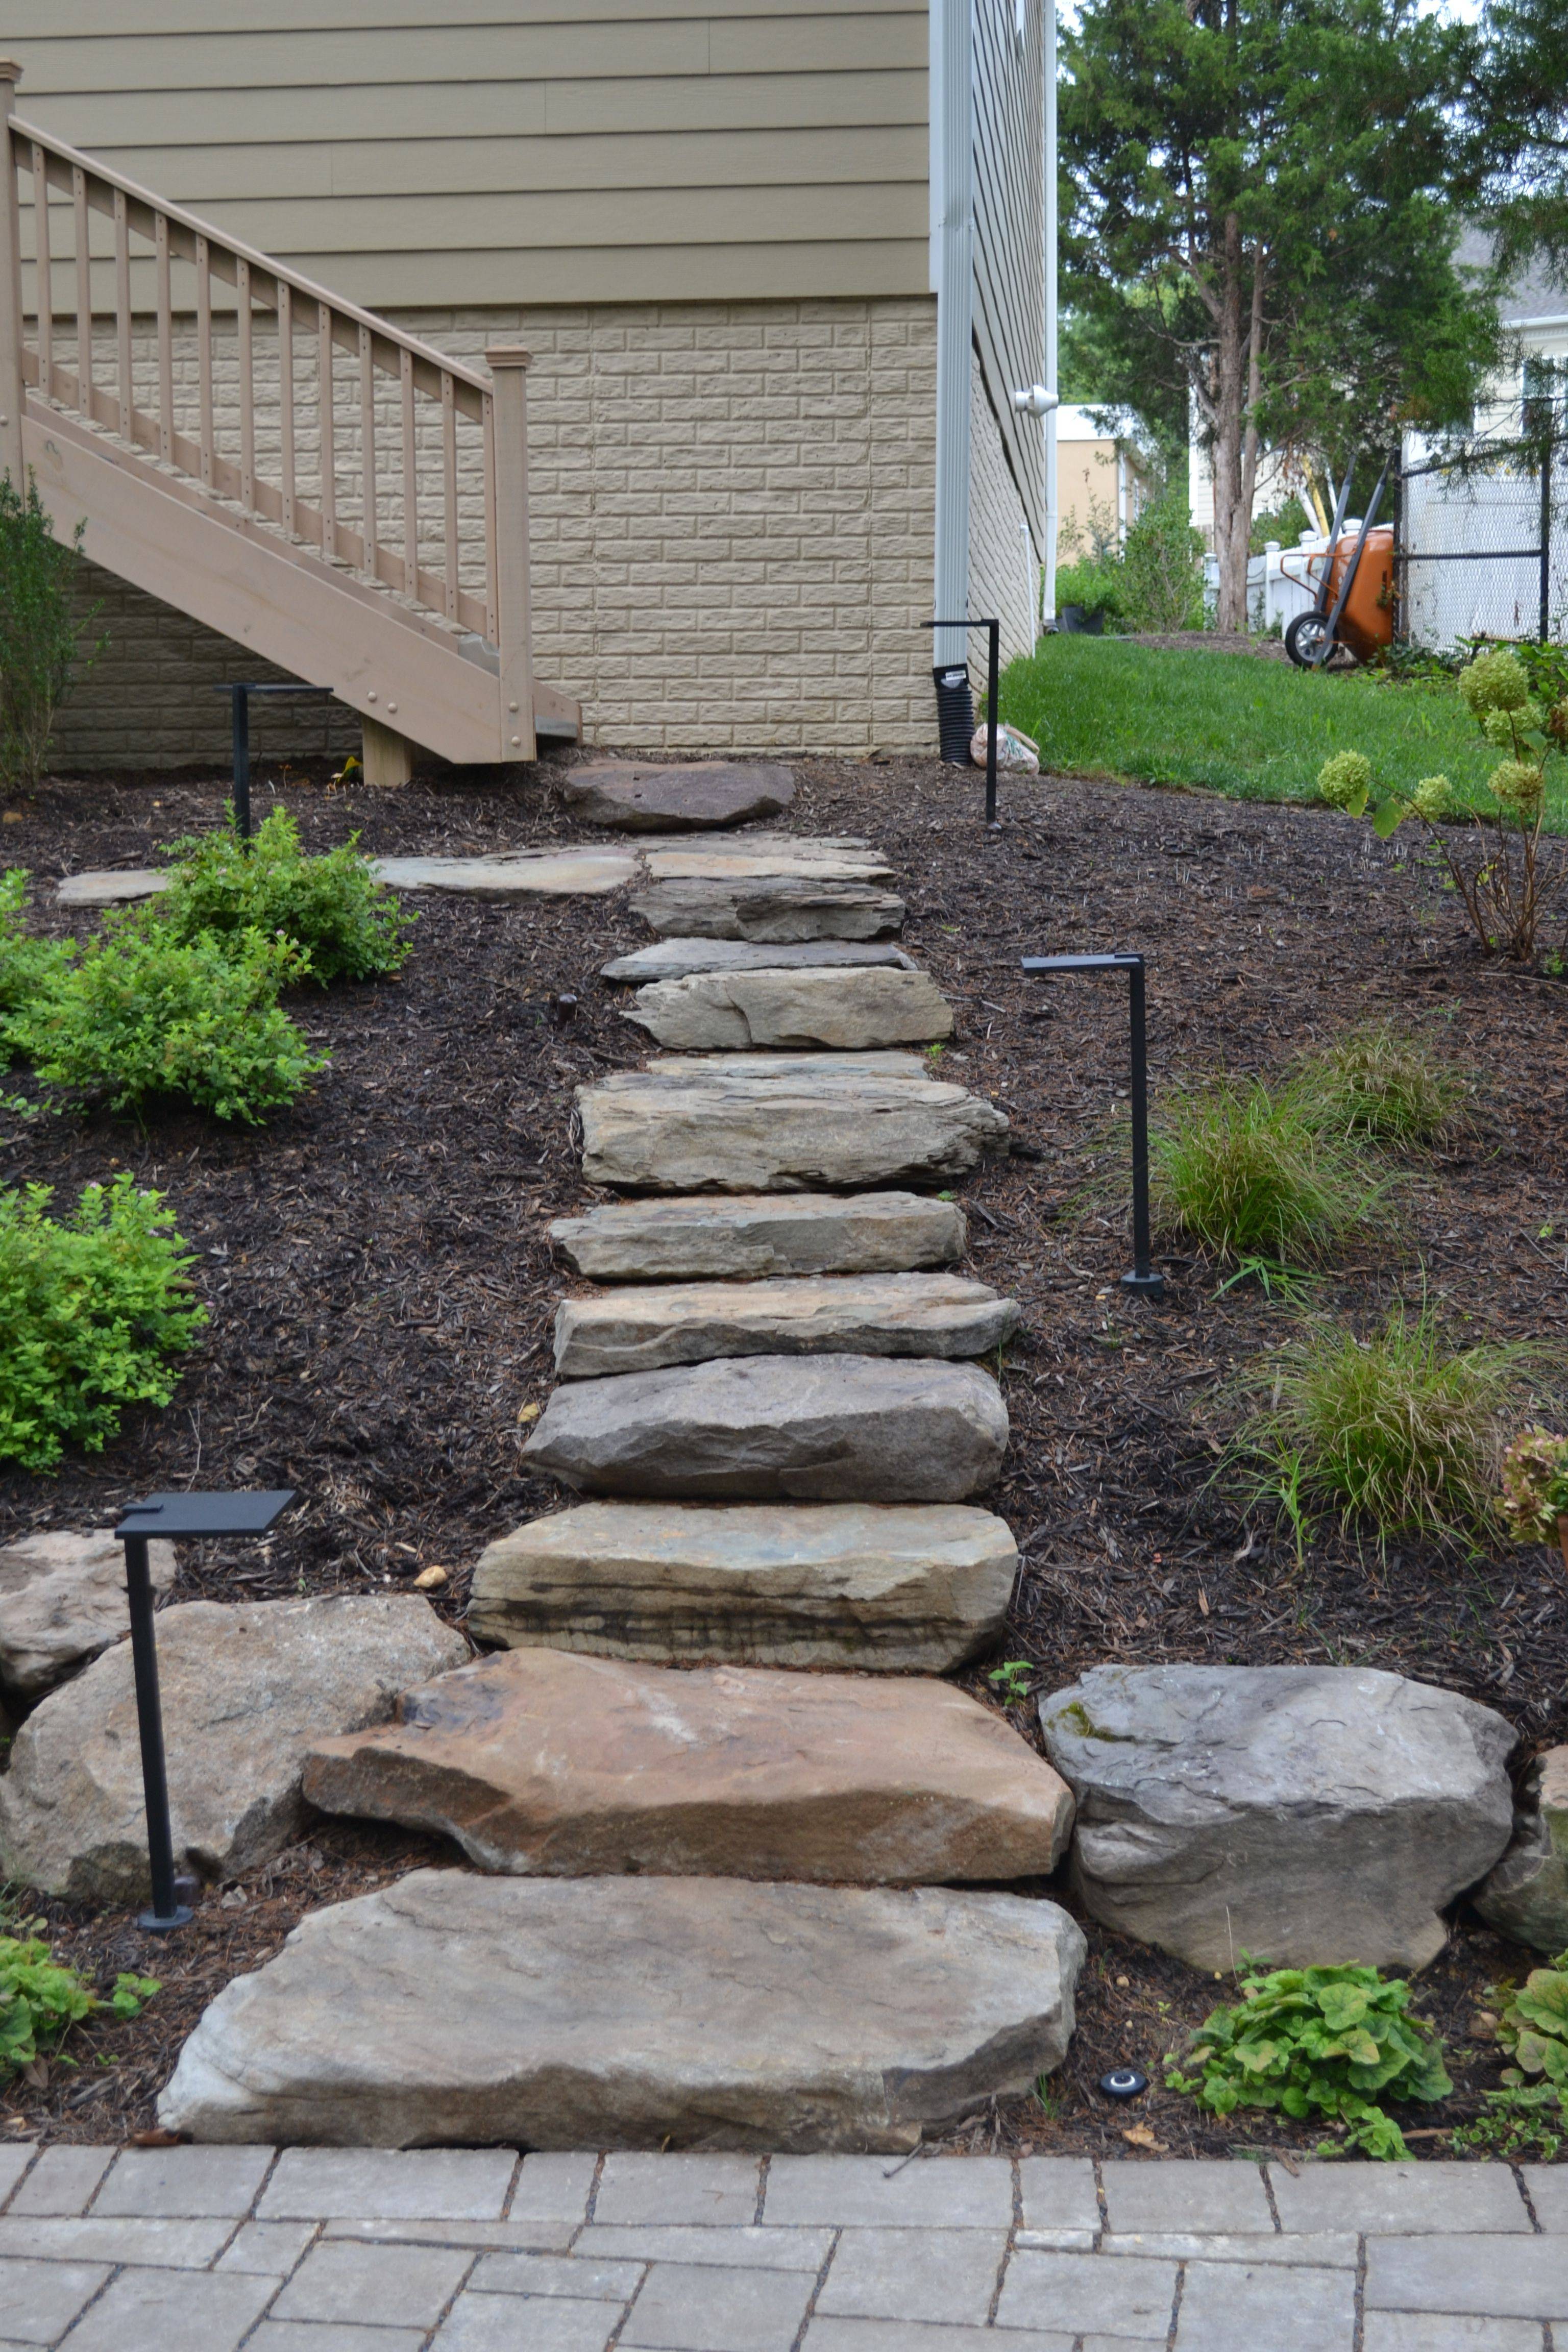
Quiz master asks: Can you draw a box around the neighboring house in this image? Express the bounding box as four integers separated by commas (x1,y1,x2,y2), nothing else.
1054,404,1153,553
0,3,1051,772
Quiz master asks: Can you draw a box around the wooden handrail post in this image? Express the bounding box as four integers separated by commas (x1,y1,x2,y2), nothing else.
486,344,535,762
0,63,27,488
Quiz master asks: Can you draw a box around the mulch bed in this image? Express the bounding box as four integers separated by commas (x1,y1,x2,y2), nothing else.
2,745,1566,2159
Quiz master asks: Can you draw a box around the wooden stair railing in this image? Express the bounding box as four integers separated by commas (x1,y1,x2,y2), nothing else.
0,62,578,771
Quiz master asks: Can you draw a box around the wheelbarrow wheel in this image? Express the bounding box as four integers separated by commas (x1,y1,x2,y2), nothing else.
1285,611,1356,671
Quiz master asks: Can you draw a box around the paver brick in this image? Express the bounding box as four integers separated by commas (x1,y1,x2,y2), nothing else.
0,2148,36,2211
259,2148,516,2221
994,2247,1179,2339
577,2224,831,2270
325,2217,579,2252
594,2153,760,2227
762,2153,1013,2228
620,2259,815,2351
250,2329,427,2352
1174,2259,1356,2349
804,2326,1078,2351
1102,2158,1274,2236
1366,2236,1568,2319
508,2151,599,2228
5,2146,113,2217
469,2250,643,2299
433,2295,620,2351
1104,2231,1357,2266
50,2266,276,2352
0,2255,108,2345
0,2216,232,2267
816,2226,1007,2324
1270,2161,1530,2236
1016,2155,1099,2233
93,2143,274,2217
271,2239,474,2328
1523,2166,1568,2231
1363,2318,1546,2351
214,2220,317,2275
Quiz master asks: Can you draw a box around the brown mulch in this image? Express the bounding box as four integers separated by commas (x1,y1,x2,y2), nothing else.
2,745,1566,2158
1119,629,1291,659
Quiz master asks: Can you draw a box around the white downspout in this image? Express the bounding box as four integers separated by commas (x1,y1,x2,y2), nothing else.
931,0,974,674
1042,0,1058,622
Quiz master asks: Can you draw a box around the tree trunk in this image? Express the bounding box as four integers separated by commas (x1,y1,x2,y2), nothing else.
1210,212,1253,633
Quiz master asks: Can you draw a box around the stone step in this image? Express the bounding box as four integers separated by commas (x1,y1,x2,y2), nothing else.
552,1273,1018,1379
550,1191,967,1281
558,760,795,832
157,1869,1086,2150
369,849,638,897
522,1353,1008,1502
303,1648,1074,1884
601,938,916,983
641,836,890,883
631,876,905,942
577,1058,1009,1192
465,1499,1015,1670
622,964,953,1052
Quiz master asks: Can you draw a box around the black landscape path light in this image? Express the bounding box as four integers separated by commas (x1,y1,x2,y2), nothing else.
114,1489,296,1931
1020,951,1164,1299
927,619,1001,826
211,683,333,842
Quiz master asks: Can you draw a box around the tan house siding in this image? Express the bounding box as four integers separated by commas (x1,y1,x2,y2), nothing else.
966,349,1035,672
972,0,1044,547
6,3,930,310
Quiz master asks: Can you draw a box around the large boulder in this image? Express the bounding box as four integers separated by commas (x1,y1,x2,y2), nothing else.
0,1529,176,1698
601,939,915,983
304,1648,1074,1883
552,1272,1018,1379
158,1869,1087,2151
630,877,905,941
465,1499,1016,1672
557,761,795,832
1475,1747,1568,1953
1039,1663,1515,1971
0,1596,467,1901
522,1354,1009,1503
549,1191,967,1282
577,1057,1009,1192
621,965,954,1052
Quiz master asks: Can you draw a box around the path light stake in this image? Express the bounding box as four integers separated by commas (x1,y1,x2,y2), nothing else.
1021,951,1164,1299
211,682,333,841
926,619,1001,827
114,1489,296,1931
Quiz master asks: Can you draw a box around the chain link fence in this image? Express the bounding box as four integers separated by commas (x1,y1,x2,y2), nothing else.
1399,399,1568,649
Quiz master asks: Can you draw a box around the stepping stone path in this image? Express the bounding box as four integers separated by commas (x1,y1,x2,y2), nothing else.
303,1648,1074,1882
163,807,1080,2151
557,758,796,830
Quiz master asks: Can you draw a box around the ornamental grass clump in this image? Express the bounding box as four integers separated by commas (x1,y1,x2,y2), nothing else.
158,804,414,985
1148,1078,1392,1270
1287,1024,1472,1150
1166,1959,1452,2161
0,1173,206,1470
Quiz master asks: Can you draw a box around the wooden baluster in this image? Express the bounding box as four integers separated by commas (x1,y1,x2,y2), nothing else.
482,388,498,643
72,162,89,418
278,279,295,534
196,233,212,489
484,346,534,760
0,66,24,482
113,186,131,440
359,320,376,577
317,300,336,555
155,210,172,461
237,256,253,510
442,368,458,619
400,344,416,594
31,139,52,402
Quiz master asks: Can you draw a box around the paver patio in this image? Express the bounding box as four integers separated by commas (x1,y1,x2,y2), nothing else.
2,2149,1566,2349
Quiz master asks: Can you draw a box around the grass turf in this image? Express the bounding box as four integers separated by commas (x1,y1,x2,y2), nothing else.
999,636,1568,829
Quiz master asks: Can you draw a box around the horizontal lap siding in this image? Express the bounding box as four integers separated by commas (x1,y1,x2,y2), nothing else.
972,0,1044,547
6,6,932,309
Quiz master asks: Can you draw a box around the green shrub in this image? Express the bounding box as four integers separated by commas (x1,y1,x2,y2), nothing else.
1166,1959,1452,2160
1055,550,1127,623
0,869,70,1061
1288,1025,1471,1149
0,1916,158,2081
1250,492,1314,556
1119,483,1207,632
158,805,414,985
1236,1297,1536,1547
0,472,102,792
15,912,326,1122
0,1174,207,1470
1149,1079,1391,1268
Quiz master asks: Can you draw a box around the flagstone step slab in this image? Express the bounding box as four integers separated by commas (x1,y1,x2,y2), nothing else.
601,939,917,984
622,965,954,1052
558,761,795,832
631,877,905,942
157,1869,1086,2150
303,1648,1075,1883
641,837,890,883
550,1192,968,1282
465,1500,1016,1669
577,1059,1009,1192
521,1354,1009,1501
372,850,637,897
552,1273,1017,1379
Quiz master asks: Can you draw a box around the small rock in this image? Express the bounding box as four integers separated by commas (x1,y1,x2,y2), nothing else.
412,1565,450,1591
304,1647,1074,1882
552,1272,1017,1378
558,761,795,831
550,1191,967,1282
1039,1663,1515,1971
622,965,954,1052
523,1353,1009,1503
157,1869,1086,2150
466,1498,1016,1671
0,1596,467,1901
631,877,905,941
0,1529,176,1697
601,939,916,983
1475,1746,1568,1953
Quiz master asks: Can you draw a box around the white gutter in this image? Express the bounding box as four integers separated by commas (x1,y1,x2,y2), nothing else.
930,0,974,673
1043,0,1058,621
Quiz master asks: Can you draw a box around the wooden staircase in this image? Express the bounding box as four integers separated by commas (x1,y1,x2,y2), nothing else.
0,65,579,779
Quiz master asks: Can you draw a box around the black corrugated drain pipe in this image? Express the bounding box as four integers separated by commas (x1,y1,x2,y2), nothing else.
932,663,974,765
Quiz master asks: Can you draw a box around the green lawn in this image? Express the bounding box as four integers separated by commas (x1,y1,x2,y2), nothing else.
998,636,1568,831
